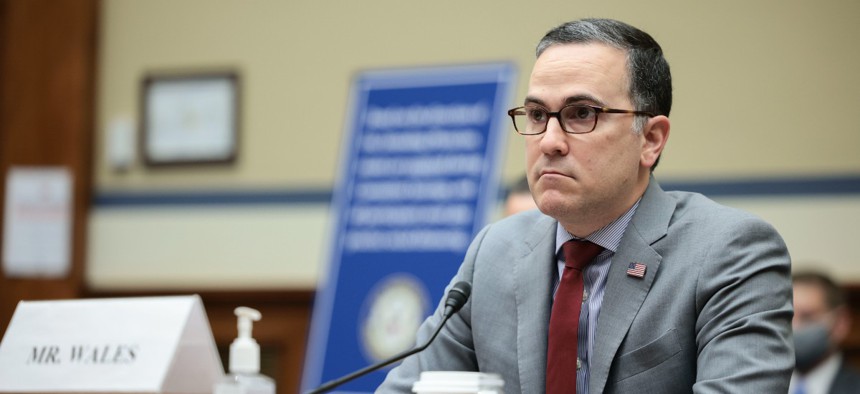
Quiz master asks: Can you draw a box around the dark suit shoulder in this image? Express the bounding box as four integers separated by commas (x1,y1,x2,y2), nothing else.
831,360,860,394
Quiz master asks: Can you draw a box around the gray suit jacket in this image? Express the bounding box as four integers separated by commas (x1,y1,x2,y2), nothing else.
377,180,794,393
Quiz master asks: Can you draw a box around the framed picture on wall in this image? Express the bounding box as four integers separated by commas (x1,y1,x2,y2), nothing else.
140,72,240,166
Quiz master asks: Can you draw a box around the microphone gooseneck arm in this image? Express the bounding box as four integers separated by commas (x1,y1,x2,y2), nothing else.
306,281,472,394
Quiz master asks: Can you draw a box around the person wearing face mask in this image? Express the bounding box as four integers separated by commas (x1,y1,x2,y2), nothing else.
790,271,860,394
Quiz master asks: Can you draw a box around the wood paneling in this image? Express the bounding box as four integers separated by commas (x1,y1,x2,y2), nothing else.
0,0,97,337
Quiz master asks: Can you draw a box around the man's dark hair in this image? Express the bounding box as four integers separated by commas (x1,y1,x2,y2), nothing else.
793,270,846,310
536,18,672,169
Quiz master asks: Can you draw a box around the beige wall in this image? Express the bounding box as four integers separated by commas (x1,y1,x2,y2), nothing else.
89,0,860,290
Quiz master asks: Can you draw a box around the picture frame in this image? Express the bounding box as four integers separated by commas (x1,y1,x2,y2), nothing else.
140,72,240,166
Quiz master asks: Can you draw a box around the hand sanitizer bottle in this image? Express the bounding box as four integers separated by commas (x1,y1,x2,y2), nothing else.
213,307,275,394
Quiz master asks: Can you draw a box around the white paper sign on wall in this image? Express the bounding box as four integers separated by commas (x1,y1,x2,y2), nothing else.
2,166,73,278
0,295,224,393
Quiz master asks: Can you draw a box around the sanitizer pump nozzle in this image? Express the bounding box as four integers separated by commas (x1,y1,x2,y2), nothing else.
214,306,274,394
229,307,262,374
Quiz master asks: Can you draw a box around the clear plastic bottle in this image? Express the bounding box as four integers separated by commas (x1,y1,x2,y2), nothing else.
213,307,275,394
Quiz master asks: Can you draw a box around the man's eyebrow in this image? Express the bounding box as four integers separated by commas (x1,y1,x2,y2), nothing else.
564,94,604,106
523,94,606,108
523,96,546,106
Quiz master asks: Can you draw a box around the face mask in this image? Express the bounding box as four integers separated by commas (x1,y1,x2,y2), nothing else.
794,323,831,373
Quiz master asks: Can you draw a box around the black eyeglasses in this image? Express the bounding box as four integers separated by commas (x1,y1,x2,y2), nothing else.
507,104,655,135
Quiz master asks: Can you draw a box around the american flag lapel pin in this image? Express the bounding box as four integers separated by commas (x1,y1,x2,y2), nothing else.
627,262,646,278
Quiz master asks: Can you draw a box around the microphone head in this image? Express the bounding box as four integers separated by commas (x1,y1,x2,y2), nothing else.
444,281,472,315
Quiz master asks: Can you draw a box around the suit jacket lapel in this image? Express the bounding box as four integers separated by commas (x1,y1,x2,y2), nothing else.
514,214,557,394
589,179,675,394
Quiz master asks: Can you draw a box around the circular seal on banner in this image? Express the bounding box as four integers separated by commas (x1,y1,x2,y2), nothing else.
360,274,430,363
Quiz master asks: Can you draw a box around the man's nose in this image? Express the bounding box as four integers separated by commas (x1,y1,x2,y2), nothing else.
539,117,569,155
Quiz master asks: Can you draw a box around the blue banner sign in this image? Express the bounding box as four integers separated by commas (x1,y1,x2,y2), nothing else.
302,63,516,393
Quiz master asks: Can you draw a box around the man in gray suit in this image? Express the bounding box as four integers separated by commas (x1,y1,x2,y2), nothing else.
377,18,793,394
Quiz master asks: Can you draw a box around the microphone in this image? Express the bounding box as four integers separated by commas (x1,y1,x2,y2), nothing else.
306,281,472,394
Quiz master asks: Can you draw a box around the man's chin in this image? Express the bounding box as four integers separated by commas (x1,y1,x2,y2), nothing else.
535,197,571,219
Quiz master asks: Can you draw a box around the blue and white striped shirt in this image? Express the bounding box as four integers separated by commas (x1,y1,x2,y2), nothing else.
552,200,640,394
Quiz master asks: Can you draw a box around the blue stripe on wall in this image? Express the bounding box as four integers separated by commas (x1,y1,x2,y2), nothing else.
92,175,860,208
93,189,333,207
661,175,860,197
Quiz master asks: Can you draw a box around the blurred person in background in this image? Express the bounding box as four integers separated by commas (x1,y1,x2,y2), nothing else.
504,175,537,216
791,271,860,394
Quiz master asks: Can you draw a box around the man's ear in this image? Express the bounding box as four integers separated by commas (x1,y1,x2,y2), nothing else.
833,306,852,344
641,115,670,169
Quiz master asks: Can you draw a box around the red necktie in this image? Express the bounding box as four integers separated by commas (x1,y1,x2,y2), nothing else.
546,239,604,394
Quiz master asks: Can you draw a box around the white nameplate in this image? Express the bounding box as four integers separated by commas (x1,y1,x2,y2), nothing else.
0,295,224,393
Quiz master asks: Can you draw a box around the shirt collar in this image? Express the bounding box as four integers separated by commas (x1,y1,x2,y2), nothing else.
555,199,641,255
790,353,842,394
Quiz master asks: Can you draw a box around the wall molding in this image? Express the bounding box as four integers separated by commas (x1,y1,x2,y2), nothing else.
92,174,860,208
